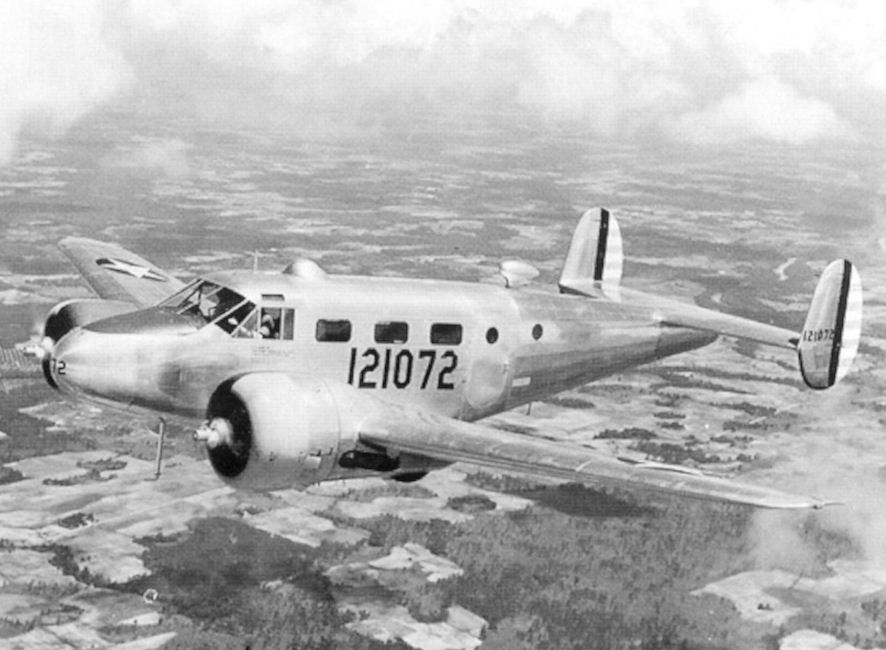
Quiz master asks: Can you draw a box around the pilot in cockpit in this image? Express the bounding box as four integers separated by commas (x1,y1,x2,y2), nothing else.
259,308,281,339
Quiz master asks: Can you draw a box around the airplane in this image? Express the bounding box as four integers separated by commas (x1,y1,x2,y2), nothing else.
32,208,862,510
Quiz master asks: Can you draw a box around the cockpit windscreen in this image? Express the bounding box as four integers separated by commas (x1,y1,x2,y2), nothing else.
159,280,256,334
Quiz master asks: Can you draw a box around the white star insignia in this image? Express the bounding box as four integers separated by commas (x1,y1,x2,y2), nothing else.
96,257,167,282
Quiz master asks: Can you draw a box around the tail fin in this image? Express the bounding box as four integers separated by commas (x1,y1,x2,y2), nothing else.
559,208,623,298
798,259,863,389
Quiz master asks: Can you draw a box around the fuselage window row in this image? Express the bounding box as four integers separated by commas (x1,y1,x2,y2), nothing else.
243,315,469,346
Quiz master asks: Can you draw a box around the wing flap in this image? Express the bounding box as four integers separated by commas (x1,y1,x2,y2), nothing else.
59,237,183,307
359,407,830,509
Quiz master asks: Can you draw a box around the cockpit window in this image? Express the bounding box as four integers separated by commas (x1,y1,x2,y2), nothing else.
232,309,259,338
233,306,295,340
159,279,255,333
213,300,256,335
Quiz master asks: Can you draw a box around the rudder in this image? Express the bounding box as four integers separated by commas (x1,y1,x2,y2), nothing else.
559,208,623,298
798,259,863,389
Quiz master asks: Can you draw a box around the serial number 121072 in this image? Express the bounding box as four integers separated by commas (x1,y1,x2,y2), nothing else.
347,348,458,390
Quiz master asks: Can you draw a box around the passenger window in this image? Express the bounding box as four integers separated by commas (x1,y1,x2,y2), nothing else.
375,321,408,344
430,323,462,345
316,319,352,342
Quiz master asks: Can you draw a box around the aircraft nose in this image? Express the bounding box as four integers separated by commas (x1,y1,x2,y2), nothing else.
49,329,88,394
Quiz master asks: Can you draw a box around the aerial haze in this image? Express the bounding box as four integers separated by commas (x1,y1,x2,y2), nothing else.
2,1,886,649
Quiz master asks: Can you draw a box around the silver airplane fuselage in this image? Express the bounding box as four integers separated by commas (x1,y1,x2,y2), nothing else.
49,271,714,424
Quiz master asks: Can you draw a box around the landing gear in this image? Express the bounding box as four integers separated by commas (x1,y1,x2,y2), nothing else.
149,418,167,480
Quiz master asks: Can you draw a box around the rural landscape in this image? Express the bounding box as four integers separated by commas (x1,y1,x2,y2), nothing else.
0,99,885,649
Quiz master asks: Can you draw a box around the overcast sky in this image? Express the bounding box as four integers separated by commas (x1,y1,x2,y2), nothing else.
3,0,886,162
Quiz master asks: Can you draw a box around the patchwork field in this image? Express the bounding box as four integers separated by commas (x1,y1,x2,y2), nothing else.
1,108,885,648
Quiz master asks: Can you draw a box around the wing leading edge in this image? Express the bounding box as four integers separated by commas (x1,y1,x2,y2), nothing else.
359,405,831,510
59,237,183,307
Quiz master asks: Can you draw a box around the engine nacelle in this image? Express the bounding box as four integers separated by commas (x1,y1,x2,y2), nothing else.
41,299,134,388
202,374,368,490
43,299,134,343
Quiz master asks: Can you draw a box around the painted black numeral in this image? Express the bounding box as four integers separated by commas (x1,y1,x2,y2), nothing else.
437,350,457,390
394,350,413,389
348,348,357,385
358,349,380,388
419,349,436,389
381,348,392,388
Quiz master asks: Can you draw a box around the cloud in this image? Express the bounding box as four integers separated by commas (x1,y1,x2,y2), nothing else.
103,138,191,178
669,78,848,144
745,401,886,573
0,2,130,163
3,0,886,162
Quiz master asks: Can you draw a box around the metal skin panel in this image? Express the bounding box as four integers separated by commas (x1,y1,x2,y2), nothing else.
48,274,712,424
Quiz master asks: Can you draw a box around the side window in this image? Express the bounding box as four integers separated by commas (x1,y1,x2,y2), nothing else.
258,307,295,340
375,321,408,344
316,319,352,342
282,309,295,340
430,323,462,345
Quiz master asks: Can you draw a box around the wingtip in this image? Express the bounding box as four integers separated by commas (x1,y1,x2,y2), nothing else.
812,498,843,510
767,496,841,510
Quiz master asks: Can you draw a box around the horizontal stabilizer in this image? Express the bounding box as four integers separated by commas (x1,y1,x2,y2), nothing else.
798,259,863,389
559,208,622,298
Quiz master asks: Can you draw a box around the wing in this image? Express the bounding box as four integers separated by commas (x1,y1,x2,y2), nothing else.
359,406,830,509
59,237,184,307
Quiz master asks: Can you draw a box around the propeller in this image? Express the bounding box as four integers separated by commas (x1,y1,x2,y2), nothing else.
18,316,54,360
18,313,62,389
194,417,235,449
197,387,253,478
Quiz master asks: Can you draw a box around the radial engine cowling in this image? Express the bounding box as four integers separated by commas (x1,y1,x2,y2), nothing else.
201,374,366,490
41,299,134,388
43,299,135,344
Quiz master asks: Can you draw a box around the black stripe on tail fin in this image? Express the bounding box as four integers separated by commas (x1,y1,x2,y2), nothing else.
593,208,610,281
559,208,623,298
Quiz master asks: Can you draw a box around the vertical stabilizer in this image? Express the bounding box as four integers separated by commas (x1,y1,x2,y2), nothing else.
559,208,623,298
798,259,863,389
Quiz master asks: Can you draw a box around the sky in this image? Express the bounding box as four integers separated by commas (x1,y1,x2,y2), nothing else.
3,0,886,164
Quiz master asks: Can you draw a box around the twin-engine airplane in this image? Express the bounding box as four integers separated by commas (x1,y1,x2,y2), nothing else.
35,209,862,509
